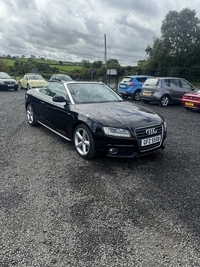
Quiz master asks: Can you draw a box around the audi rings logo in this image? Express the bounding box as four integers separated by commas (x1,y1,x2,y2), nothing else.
146,128,157,135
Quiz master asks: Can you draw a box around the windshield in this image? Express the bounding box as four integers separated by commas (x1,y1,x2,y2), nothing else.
58,75,72,81
28,75,44,80
67,83,123,104
0,72,11,79
143,78,159,86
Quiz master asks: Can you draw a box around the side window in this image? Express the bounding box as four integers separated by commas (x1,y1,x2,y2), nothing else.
49,83,69,100
164,79,170,87
169,79,180,87
39,82,53,96
181,80,192,89
136,78,145,83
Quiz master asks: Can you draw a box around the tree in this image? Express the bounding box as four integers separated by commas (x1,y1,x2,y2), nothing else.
82,59,91,68
146,8,200,67
106,59,120,68
161,8,200,63
92,60,103,69
0,59,9,72
145,37,171,68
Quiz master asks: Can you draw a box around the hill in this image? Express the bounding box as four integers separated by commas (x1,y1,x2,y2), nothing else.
0,57,82,72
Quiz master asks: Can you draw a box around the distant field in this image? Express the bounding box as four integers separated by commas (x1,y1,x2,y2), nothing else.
1,58,15,66
0,58,82,71
50,65,82,71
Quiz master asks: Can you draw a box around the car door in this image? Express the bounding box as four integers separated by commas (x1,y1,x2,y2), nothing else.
32,83,53,123
180,79,196,95
167,79,184,102
21,75,27,88
39,82,75,138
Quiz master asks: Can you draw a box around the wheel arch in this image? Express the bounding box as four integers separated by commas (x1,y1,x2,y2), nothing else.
71,119,103,142
161,93,170,98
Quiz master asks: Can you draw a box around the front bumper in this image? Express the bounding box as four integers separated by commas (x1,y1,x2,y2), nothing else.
95,124,167,158
0,84,18,90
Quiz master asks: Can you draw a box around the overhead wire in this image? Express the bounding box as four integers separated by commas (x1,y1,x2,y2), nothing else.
107,0,140,35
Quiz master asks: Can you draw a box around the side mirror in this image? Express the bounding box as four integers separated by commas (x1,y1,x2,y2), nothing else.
52,95,69,104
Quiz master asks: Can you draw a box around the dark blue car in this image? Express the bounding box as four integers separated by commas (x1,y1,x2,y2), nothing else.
118,75,151,101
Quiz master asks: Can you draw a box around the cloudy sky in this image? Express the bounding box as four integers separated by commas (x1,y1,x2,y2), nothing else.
1,0,200,66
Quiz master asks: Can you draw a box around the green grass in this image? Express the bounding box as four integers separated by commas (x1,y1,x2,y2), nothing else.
0,58,83,71
1,58,15,67
50,65,82,71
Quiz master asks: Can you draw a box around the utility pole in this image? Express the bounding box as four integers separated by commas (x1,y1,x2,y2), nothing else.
104,34,107,84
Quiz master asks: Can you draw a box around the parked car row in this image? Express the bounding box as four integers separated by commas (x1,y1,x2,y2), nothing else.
0,72,73,91
19,73,73,90
117,75,200,111
1,71,199,112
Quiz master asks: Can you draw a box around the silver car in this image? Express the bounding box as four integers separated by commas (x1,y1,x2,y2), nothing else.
141,77,197,107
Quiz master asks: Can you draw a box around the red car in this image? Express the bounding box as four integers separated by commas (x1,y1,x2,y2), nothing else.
181,90,200,110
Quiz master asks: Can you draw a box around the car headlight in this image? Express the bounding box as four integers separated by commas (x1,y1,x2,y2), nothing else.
0,81,5,84
103,127,131,137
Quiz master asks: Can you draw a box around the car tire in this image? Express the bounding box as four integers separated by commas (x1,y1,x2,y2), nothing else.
74,124,96,159
143,100,150,104
132,90,141,101
26,104,38,126
159,95,170,107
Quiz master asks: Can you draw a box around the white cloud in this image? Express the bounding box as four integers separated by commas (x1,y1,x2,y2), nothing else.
1,0,200,65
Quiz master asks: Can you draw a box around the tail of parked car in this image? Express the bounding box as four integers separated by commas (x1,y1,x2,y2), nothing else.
117,75,151,101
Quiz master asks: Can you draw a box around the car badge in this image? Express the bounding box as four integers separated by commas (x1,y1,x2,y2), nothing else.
146,128,157,135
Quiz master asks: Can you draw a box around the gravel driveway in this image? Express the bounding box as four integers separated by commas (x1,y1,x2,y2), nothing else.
1,89,200,267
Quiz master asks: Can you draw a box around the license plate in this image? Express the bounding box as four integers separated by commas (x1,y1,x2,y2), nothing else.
143,91,151,96
8,84,14,87
120,85,126,88
141,135,161,147
185,102,194,107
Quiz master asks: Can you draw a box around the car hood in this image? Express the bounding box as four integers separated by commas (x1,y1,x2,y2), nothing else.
0,78,16,82
74,101,164,128
184,91,200,96
29,79,46,84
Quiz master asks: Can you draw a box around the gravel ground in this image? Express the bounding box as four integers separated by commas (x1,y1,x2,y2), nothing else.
0,89,200,267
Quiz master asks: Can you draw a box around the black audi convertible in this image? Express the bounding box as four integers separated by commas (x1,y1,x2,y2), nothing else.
25,80,167,159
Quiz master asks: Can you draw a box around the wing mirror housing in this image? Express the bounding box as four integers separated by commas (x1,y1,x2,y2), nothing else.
52,95,69,104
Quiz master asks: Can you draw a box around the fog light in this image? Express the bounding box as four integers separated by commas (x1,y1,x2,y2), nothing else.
108,148,118,155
